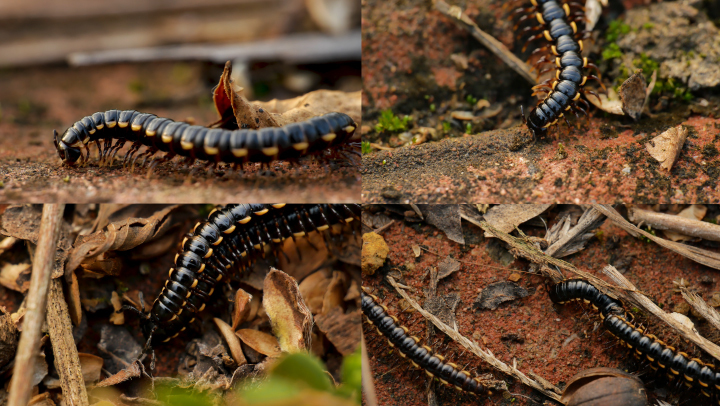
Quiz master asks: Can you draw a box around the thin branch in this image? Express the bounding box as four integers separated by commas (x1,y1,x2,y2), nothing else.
628,206,720,242
387,276,564,403
8,204,65,406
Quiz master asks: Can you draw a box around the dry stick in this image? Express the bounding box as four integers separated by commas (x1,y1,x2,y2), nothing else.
628,206,720,242
433,0,536,85
8,204,65,406
593,204,720,270
602,265,720,362
47,279,90,406
386,276,564,403
679,287,720,335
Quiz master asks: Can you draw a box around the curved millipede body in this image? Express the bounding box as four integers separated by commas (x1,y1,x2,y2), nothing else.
550,279,720,403
131,203,361,347
513,0,604,137
53,109,357,168
361,287,487,395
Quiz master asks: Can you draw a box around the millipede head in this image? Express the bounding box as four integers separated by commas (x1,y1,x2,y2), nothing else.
53,129,82,165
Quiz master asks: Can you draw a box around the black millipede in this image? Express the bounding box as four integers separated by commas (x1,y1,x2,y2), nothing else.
550,279,720,404
361,287,487,395
511,0,605,137
123,203,361,349
53,109,358,169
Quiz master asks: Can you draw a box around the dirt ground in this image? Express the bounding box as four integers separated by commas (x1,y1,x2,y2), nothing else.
360,0,720,203
362,205,720,406
0,61,361,203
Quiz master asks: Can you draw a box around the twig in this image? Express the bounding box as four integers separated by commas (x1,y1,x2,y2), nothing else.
602,265,720,362
47,279,90,406
433,0,536,85
594,205,720,270
373,220,395,234
545,207,606,258
387,276,564,403
8,204,65,406
628,206,720,242
679,287,720,334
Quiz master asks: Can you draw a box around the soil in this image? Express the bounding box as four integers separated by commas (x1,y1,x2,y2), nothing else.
0,61,361,203
360,0,720,203
362,205,720,406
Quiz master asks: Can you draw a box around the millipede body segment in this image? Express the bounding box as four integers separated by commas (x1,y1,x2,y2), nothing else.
361,288,487,395
54,109,357,167
133,203,361,346
514,0,603,137
550,279,720,403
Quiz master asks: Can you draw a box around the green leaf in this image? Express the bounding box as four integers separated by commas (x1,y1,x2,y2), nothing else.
269,352,333,392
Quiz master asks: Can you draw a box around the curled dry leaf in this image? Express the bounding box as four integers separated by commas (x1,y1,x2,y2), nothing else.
619,69,648,121
214,318,247,367
411,244,422,257
1,205,72,279
437,256,461,280
263,268,314,353
231,288,253,330
95,360,142,387
483,204,551,238
66,205,179,275
316,307,361,356
235,329,282,358
78,353,104,383
418,205,465,244
256,89,362,130
645,125,688,171
66,271,83,326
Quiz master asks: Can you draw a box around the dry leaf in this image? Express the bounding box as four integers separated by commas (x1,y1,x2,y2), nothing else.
0,307,18,369
0,263,31,292
315,307,360,356
298,269,333,314
321,271,347,316
212,61,282,129
344,279,360,301
66,271,83,326
483,204,551,237
109,291,124,325
664,205,708,241
66,205,180,274
645,126,688,171
214,318,247,366
278,231,330,281
437,256,461,280
619,69,647,121
263,268,313,353
235,329,282,357
231,289,253,330
95,361,142,387
411,244,421,257
78,353,104,382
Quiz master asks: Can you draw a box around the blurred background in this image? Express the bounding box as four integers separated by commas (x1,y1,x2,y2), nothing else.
0,0,360,143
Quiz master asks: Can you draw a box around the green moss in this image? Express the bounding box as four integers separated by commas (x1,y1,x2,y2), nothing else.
465,122,472,134
361,141,372,154
642,22,655,30
442,121,451,133
375,109,411,133
465,94,478,105
602,43,624,61
606,20,632,43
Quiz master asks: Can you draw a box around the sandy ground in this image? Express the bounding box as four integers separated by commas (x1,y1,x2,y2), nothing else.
362,205,720,406
0,62,361,203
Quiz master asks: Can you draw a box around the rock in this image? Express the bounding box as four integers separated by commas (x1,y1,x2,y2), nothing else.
362,232,389,275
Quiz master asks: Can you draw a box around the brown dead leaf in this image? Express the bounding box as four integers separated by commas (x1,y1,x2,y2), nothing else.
278,231,330,280
315,307,360,356
78,353,104,383
298,269,333,314
66,271,83,326
0,307,18,369
232,288,253,330
664,205,708,242
255,89,362,131
95,360,142,387
66,205,180,275
214,318,247,367
437,256,461,280
109,291,124,325
619,69,647,121
235,329,282,358
263,268,313,353
645,125,688,171
0,262,31,292
214,61,282,129
483,204,551,237
321,271,347,316
344,279,360,301
1,205,72,278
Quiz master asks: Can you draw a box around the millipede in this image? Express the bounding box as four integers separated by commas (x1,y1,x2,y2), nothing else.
53,109,358,170
123,203,361,348
511,0,605,137
550,279,720,404
361,287,487,395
